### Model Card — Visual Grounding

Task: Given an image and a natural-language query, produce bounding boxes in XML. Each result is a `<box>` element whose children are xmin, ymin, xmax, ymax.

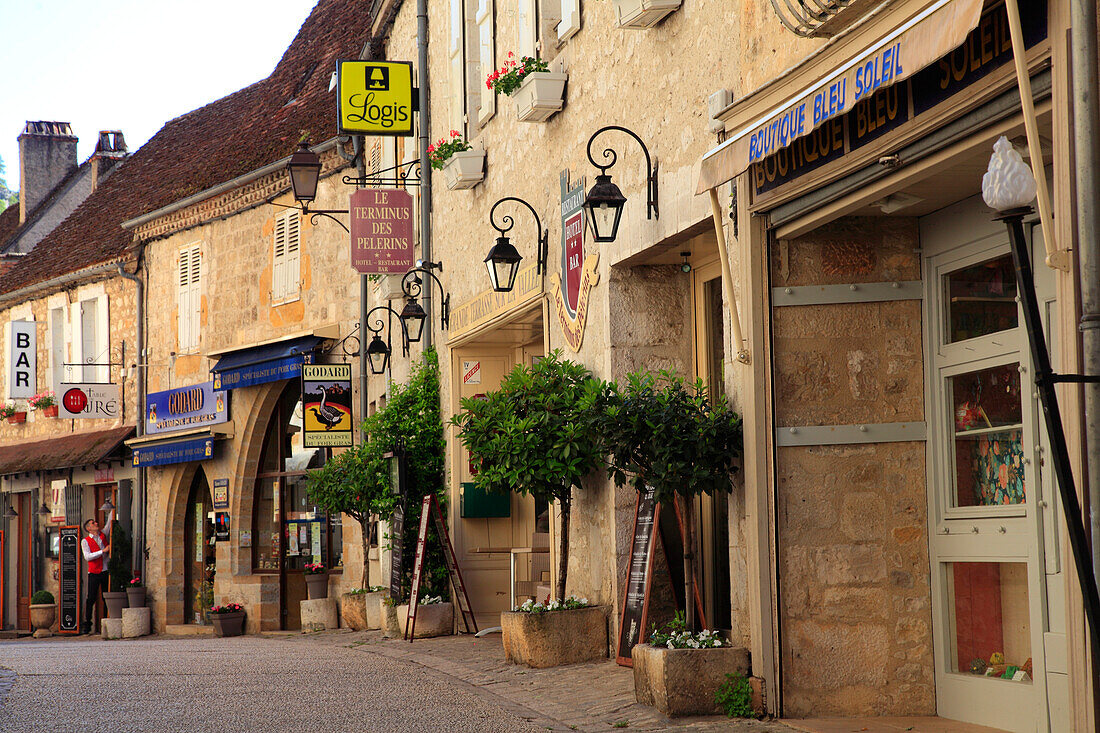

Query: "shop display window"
<box><xmin>948</xmin><ymin>561</ymin><xmax>1032</xmax><ymax>682</ymax></box>
<box><xmin>944</xmin><ymin>254</ymin><xmax>1018</xmax><ymax>343</ymax></box>
<box><xmin>950</xmin><ymin>363</ymin><xmax>1025</xmax><ymax>507</ymax></box>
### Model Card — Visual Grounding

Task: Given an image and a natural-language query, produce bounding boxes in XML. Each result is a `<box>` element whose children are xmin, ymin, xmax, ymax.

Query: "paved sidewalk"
<box><xmin>276</xmin><ymin>628</ymin><xmax>794</xmax><ymax>732</ymax></box>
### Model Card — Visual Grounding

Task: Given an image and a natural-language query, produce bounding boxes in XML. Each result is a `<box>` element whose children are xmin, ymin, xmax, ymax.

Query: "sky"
<box><xmin>0</xmin><ymin>0</ymin><xmax>320</xmax><ymax>193</ymax></box>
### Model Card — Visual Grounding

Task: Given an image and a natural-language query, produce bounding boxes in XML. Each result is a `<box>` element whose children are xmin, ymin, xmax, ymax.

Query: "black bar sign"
<box><xmin>59</xmin><ymin>525</ymin><xmax>81</xmax><ymax>634</ymax></box>
<box><xmin>389</xmin><ymin>500</ymin><xmax>405</xmax><ymax>600</ymax></box>
<box><xmin>616</xmin><ymin>486</ymin><xmax>659</xmax><ymax>666</ymax></box>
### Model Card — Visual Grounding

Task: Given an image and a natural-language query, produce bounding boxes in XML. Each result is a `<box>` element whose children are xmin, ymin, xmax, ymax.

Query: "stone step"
<box><xmin>164</xmin><ymin>624</ymin><xmax>214</xmax><ymax>637</ymax></box>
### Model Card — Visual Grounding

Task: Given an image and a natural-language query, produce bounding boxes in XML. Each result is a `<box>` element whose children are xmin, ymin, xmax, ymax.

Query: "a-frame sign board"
<box><xmin>615</xmin><ymin>488</ymin><xmax>706</xmax><ymax>666</ymax></box>
<box><xmin>404</xmin><ymin>493</ymin><xmax>478</xmax><ymax>641</ymax></box>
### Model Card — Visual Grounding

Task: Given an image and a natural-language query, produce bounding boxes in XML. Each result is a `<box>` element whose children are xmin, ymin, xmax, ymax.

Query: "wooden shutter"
<box><xmin>450</xmin><ymin>0</ymin><xmax>466</xmax><ymax>128</ymax></box>
<box><xmin>273</xmin><ymin>213</ymin><xmax>287</xmax><ymax>303</ymax></box>
<box><xmin>518</xmin><ymin>0</ymin><xmax>537</xmax><ymax>58</ymax></box>
<box><xmin>94</xmin><ymin>294</ymin><xmax>109</xmax><ymax>383</ymax></box>
<box><xmin>284</xmin><ymin>211</ymin><xmax>300</xmax><ymax>301</ymax></box>
<box><xmin>70</xmin><ymin>301</ymin><xmax>83</xmax><ymax>382</ymax></box>
<box><xmin>558</xmin><ymin>0</ymin><xmax>580</xmax><ymax>40</ymax></box>
<box><xmin>178</xmin><ymin>245</ymin><xmax>201</xmax><ymax>351</ymax></box>
<box><xmin>189</xmin><ymin>245</ymin><xmax>201</xmax><ymax>350</ymax></box>
<box><xmin>476</xmin><ymin>0</ymin><xmax>495</xmax><ymax>125</ymax></box>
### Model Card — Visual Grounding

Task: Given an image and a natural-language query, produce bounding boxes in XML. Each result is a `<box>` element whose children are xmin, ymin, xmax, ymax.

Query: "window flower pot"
<box><xmin>305</xmin><ymin>573</ymin><xmax>329</xmax><ymax>600</ymax></box>
<box><xmin>501</xmin><ymin>606</ymin><xmax>608</xmax><ymax>668</ymax></box>
<box><xmin>212</xmin><ymin>610</ymin><xmax>246</xmax><ymax>637</ymax></box>
<box><xmin>41</xmin><ymin>405</ymin><xmax>59</xmax><ymax>418</ymax></box>
<box><xmin>442</xmin><ymin>150</ymin><xmax>485</xmax><ymax>190</ymax></box>
<box><xmin>126</xmin><ymin>587</ymin><xmax>146</xmax><ymax>608</ymax></box>
<box><xmin>514</xmin><ymin>72</ymin><xmax>567</xmax><ymax>123</ymax></box>
<box><xmin>613</xmin><ymin>0</ymin><xmax>682</xmax><ymax>28</ymax></box>
<box><xmin>6</xmin><ymin>412</ymin><xmax>26</xmax><ymax>424</ymax></box>
<box><xmin>632</xmin><ymin>643</ymin><xmax>750</xmax><ymax>716</ymax></box>
<box><xmin>397</xmin><ymin>602</ymin><xmax>454</xmax><ymax>638</ymax></box>
<box><xmin>103</xmin><ymin>591</ymin><xmax>129</xmax><ymax>619</ymax></box>
<box><xmin>30</xmin><ymin>603</ymin><xmax>56</xmax><ymax>639</ymax></box>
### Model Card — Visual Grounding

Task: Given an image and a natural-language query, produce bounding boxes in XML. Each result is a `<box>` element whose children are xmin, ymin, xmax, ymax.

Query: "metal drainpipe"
<box><xmin>1071</xmin><ymin>0</ymin><xmax>1100</xmax><ymax>589</ymax></box>
<box><xmin>417</xmin><ymin>0</ymin><xmax>433</xmax><ymax>350</ymax></box>
<box><xmin>353</xmin><ymin>136</ymin><xmax>370</xmax><ymax>422</ymax></box>
<box><xmin>117</xmin><ymin>262</ymin><xmax>145</xmax><ymax>581</ymax></box>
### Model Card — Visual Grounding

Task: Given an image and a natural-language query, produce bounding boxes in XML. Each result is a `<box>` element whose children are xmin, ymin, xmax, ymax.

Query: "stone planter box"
<box><xmin>103</xmin><ymin>591</ymin><xmax>128</xmax><ymax>619</ymax></box>
<box><xmin>397</xmin><ymin>602</ymin><xmax>454</xmax><ymax>638</ymax></box>
<box><xmin>502</xmin><ymin>606</ymin><xmax>608</xmax><ymax>668</ymax></box>
<box><xmin>212</xmin><ymin>611</ymin><xmax>246</xmax><ymax>637</ymax></box>
<box><xmin>30</xmin><ymin>603</ymin><xmax>56</xmax><ymax>638</ymax></box>
<box><xmin>613</xmin><ymin>0</ymin><xmax>682</xmax><ymax>28</ymax></box>
<box><xmin>442</xmin><ymin>150</ymin><xmax>485</xmax><ymax>190</ymax></box>
<box><xmin>340</xmin><ymin>591</ymin><xmax>385</xmax><ymax>630</ymax></box>
<box><xmin>305</xmin><ymin>573</ymin><xmax>329</xmax><ymax>600</ymax></box>
<box><xmin>301</xmin><ymin>598</ymin><xmax>338</xmax><ymax>632</ymax></box>
<box><xmin>122</xmin><ymin>607</ymin><xmax>151</xmax><ymax>638</ymax></box>
<box><xmin>514</xmin><ymin>72</ymin><xmax>567</xmax><ymax>123</ymax></box>
<box><xmin>381</xmin><ymin>602</ymin><xmax>402</xmax><ymax>638</ymax></box>
<box><xmin>632</xmin><ymin>643</ymin><xmax>750</xmax><ymax>717</ymax></box>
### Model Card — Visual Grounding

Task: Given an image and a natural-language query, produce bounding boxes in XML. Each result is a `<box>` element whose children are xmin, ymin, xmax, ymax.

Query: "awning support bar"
<box><xmin>709</xmin><ymin>189</ymin><xmax>750</xmax><ymax>365</ymax></box>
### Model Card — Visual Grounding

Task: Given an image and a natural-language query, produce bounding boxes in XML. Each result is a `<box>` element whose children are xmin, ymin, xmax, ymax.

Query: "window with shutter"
<box><xmin>273</xmin><ymin>210</ymin><xmax>301</xmax><ymax>305</ymax></box>
<box><xmin>178</xmin><ymin>244</ymin><xmax>202</xmax><ymax>352</ymax></box>
<box><xmin>518</xmin><ymin>0</ymin><xmax>538</xmax><ymax>58</ymax></box>
<box><xmin>557</xmin><ymin>0</ymin><xmax>580</xmax><ymax>40</ymax></box>
<box><xmin>450</xmin><ymin>0</ymin><xmax>466</xmax><ymax>128</ymax></box>
<box><xmin>476</xmin><ymin>0</ymin><xmax>495</xmax><ymax>125</ymax></box>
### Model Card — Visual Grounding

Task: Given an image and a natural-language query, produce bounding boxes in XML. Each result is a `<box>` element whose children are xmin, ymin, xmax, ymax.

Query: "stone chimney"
<box><xmin>90</xmin><ymin>130</ymin><xmax>127</xmax><ymax>192</ymax></box>
<box><xmin>18</xmin><ymin>121</ymin><xmax>78</xmax><ymax>224</ymax></box>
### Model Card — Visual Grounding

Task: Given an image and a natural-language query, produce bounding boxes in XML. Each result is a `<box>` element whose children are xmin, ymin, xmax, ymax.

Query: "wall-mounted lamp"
<box><xmin>485</xmin><ymin>197</ymin><xmax>548</xmax><ymax>293</ymax></box>
<box><xmin>2</xmin><ymin>501</ymin><xmax>16</xmax><ymax>519</ymax></box>
<box><xmin>363</xmin><ymin>304</ymin><xmax>410</xmax><ymax>375</ymax></box>
<box><xmin>401</xmin><ymin>265</ymin><xmax>450</xmax><ymax>342</ymax></box>
<box><xmin>99</xmin><ymin>497</ymin><xmax>115</xmax><ymax>513</ymax></box>
<box><xmin>582</xmin><ymin>125</ymin><xmax>659</xmax><ymax>243</ymax></box>
<box><xmin>679</xmin><ymin>251</ymin><xmax>692</xmax><ymax>273</ymax></box>
<box><xmin>285</xmin><ymin>141</ymin><xmax>350</xmax><ymax>232</ymax></box>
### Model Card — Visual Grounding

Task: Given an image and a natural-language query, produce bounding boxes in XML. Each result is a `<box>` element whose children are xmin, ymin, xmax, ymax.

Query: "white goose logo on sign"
<box><xmin>550</xmin><ymin>171</ymin><xmax>600</xmax><ymax>351</ymax></box>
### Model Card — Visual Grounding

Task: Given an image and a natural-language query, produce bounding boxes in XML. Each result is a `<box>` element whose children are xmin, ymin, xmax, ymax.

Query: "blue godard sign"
<box><xmin>146</xmin><ymin>381</ymin><xmax>228</xmax><ymax>435</ymax></box>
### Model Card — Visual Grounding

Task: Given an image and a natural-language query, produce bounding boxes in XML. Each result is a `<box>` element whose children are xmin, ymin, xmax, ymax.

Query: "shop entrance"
<box><xmin>14</xmin><ymin>492</ymin><xmax>30</xmax><ymax>630</ymax></box>
<box><xmin>921</xmin><ymin>195</ymin><xmax>1065</xmax><ymax>732</ymax></box>
<box><xmin>183</xmin><ymin>471</ymin><xmax>212</xmax><ymax>624</ymax></box>
<box><xmin>450</xmin><ymin>305</ymin><xmax>547</xmax><ymax>626</ymax></box>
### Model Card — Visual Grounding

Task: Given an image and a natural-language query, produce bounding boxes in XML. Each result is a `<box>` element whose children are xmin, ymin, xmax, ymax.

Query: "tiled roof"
<box><xmin>0</xmin><ymin>0</ymin><xmax>370</xmax><ymax>294</ymax></box>
<box><xmin>0</xmin><ymin>425</ymin><xmax>134</xmax><ymax>474</ymax></box>
<box><xmin>0</xmin><ymin>158</ymin><xmax>96</xmax><ymax>256</ymax></box>
<box><xmin>0</xmin><ymin>206</ymin><xmax>18</xmax><ymax>249</ymax></box>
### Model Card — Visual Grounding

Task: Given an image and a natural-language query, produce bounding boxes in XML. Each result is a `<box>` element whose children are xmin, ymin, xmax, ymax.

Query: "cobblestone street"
<box><xmin>0</xmin><ymin>631</ymin><xmax>796</xmax><ymax>733</ymax></box>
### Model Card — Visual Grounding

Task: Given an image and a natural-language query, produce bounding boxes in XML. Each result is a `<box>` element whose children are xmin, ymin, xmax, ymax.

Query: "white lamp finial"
<box><xmin>982</xmin><ymin>135</ymin><xmax>1037</xmax><ymax>212</ymax></box>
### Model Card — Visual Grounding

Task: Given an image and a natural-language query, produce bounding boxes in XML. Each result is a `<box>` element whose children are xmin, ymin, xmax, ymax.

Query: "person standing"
<box><xmin>81</xmin><ymin>509</ymin><xmax>114</xmax><ymax>634</ymax></box>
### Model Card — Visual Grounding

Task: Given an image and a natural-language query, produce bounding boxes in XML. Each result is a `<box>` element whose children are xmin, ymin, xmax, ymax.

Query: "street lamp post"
<box><xmin>484</xmin><ymin>197</ymin><xmax>548</xmax><ymax>293</ymax></box>
<box><xmin>582</xmin><ymin>126</ymin><xmax>659</xmax><ymax>243</ymax></box>
<box><xmin>400</xmin><ymin>263</ymin><xmax>450</xmax><ymax>343</ymax></box>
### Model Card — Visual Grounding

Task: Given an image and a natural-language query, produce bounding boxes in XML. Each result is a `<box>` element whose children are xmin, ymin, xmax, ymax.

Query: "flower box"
<box><xmin>514</xmin><ymin>72</ymin><xmax>568</xmax><ymax>123</ymax></box>
<box><xmin>502</xmin><ymin>605</ymin><xmax>608</xmax><ymax>668</ymax></box>
<box><xmin>103</xmin><ymin>591</ymin><xmax>129</xmax><ymax>619</ymax></box>
<box><xmin>41</xmin><ymin>405</ymin><xmax>59</xmax><ymax>418</ymax></box>
<box><xmin>6</xmin><ymin>411</ymin><xmax>26</xmax><ymax>425</ymax></box>
<box><xmin>632</xmin><ymin>643</ymin><xmax>750</xmax><ymax>716</ymax></box>
<box><xmin>397</xmin><ymin>601</ymin><xmax>454</xmax><ymax>638</ymax></box>
<box><xmin>442</xmin><ymin>150</ymin><xmax>486</xmax><ymax>190</ymax></box>
<box><xmin>305</xmin><ymin>573</ymin><xmax>329</xmax><ymax>600</ymax></box>
<box><xmin>212</xmin><ymin>610</ymin><xmax>246</xmax><ymax>637</ymax></box>
<box><xmin>613</xmin><ymin>0</ymin><xmax>682</xmax><ymax>29</ymax></box>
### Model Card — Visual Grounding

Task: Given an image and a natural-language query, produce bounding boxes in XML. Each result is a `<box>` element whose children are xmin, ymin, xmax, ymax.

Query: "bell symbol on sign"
<box><xmin>367</xmin><ymin>66</ymin><xmax>389</xmax><ymax>90</ymax></box>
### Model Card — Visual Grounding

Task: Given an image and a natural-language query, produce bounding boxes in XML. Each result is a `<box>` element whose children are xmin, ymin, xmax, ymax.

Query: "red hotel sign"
<box><xmin>349</xmin><ymin>188</ymin><xmax>414</xmax><ymax>274</ymax></box>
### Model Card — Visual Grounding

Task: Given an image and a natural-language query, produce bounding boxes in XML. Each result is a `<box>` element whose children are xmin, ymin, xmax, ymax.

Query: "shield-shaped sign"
<box><xmin>560</xmin><ymin>176</ymin><xmax>586</xmax><ymax>318</ymax></box>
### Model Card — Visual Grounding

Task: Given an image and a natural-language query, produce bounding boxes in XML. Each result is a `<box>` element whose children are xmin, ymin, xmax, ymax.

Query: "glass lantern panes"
<box><xmin>950</xmin><ymin>363</ymin><xmax>1025</xmax><ymax>507</ymax></box>
<box><xmin>945</xmin><ymin>254</ymin><xmax>1018</xmax><ymax>343</ymax></box>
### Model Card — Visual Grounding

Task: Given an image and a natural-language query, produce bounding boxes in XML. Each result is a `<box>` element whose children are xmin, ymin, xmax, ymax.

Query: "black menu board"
<box><xmin>58</xmin><ymin>526</ymin><xmax>80</xmax><ymax>634</ymax></box>
<box><xmin>616</xmin><ymin>486</ymin><xmax>659</xmax><ymax>666</ymax></box>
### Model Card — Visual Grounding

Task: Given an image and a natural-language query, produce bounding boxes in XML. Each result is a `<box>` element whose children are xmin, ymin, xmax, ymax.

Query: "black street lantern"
<box><xmin>365</xmin><ymin>334</ymin><xmax>391</xmax><ymax>375</ymax></box>
<box><xmin>484</xmin><ymin>197</ymin><xmax>548</xmax><ymax>293</ymax></box>
<box><xmin>583</xmin><ymin>125</ymin><xmax>659</xmax><ymax>243</ymax></box>
<box><xmin>400</xmin><ymin>298</ymin><xmax>428</xmax><ymax>343</ymax></box>
<box><xmin>484</xmin><ymin>236</ymin><xmax>523</xmax><ymax>292</ymax></box>
<box><xmin>287</xmin><ymin>141</ymin><xmax>322</xmax><ymax>205</ymax></box>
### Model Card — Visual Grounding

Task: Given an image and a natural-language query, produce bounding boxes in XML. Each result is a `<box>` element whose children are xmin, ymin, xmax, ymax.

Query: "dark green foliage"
<box><xmin>452</xmin><ymin>351</ymin><xmax>603</xmax><ymax>600</ymax></box>
<box><xmin>107</xmin><ymin>524</ymin><xmax>132</xmax><ymax>592</ymax></box>
<box><xmin>31</xmin><ymin>590</ymin><xmax>54</xmax><ymax>605</ymax></box>
<box><xmin>588</xmin><ymin>370</ymin><xmax>743</xmax><ymax>505</ymax></box>
<box><xmin>715</xmin><ymin>672</ymin><xmax>756</xmax><ymax>718</ymax></box>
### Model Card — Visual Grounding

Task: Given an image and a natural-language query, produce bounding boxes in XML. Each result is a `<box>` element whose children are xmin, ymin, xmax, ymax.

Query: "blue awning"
<box><xmin>210</xmin><ymin>335</ymin><xmax>323</xmax><ymax>390</ymax></box>
<box><xmin>132</xmin><ymin>436</ymin><xmax>214</xmax><ymax>467</ymax></box>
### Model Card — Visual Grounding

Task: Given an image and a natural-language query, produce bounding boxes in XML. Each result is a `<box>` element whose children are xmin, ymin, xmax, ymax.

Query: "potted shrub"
<box><xmin>487</xmin><ymin>52</ymin><xmax>567</xmax><ymax>123</ymax></box>
<box><xmin>454</xmin><ymin>352</ymin><xmax>607</xmax><ymax>666</ymax></box>
<box><xmin>1</xmin><ymin>403</ymin><xmax>26</xmax><ymax>424</ymax></box>
<box><xmin>126</xmin><ymin>576</ymin><xmax>146</xmax><ymax>608</ymax></box>
<box><xmin>29</xmin><ymin>391</ymin><xmax>58</xmax><ymax>417</ymax></box>
<box><xmin>612</xmin><ymin>0</ymin><xmax>682</xmax><ymax>29</ymax></box>
<box><xmin>210</xmin><ymin>603</ymin><xmax>246</xmax><ymax>637</ymax></box>
<box><xmin>397</xmin><ymin>594</ymin><xmax>454</xmax><ymax>638</ymax></box>
<box><xmin>632</xmin><ymin>612</ymin><xmax>750</xmax><ymax>716</ymax></box>
<box><xmin>104</xmin><ymin>525</ymin><xmax>131</xmax><ymax>618</ymax></box>
<box><xmin>501</xmin><ymin>596</ymin><xmax>608</xmax><ymax>668</ymax></box>
<box><xmin>429</xmin><ymin>130</ymin><xmax>484</xmax><ymax>190</ymax></box>
<box><xmin>304</xmin><ymin>562</ymin><xmax>328</xmax><ymax>600</ymax></box>
<box><xmin>30</xmin><ymin>590</ymin><xmax>56</xmax><ymax>638</ymax></box>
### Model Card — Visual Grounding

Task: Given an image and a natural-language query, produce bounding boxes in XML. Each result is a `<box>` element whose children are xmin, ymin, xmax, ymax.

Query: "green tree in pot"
<box><xmin>453</xmin><ymin>351</ymin><xmax>604</xmax><ymax>602</ymax></box>
<box><xmin>590</xmin><ymin>369</ymin><xmax>743</xmax><ymax>630</ymax></box>
<box><xmin>104</xmin><ymin>525</ymin><xmax>132</xmax><ymax>618</ymax></box>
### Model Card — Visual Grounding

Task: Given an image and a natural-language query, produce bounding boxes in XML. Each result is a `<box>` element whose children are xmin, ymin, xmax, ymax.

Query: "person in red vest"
<box><xmin>80</xmin><ymin>509</ymin><xmax>114</xmax><ymax>634</ymax></box>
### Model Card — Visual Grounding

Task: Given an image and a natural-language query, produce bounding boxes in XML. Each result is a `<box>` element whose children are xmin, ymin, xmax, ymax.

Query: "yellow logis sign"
<box><xmin>338</xmin><ymin>60</ymin><xmax>414</xmax><ymax>136</ymax></box>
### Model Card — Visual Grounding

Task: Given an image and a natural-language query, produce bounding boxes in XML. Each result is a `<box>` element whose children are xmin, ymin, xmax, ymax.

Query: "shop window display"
<box><xmin>950</xmin><ymin>363</ymin><xmax>1025</xmax><ymax>507</ymax></box>
<box><xmin>949</xmin><ymin>561</ymin><xmax>1032</xmax><ymax>683</ymax></box>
